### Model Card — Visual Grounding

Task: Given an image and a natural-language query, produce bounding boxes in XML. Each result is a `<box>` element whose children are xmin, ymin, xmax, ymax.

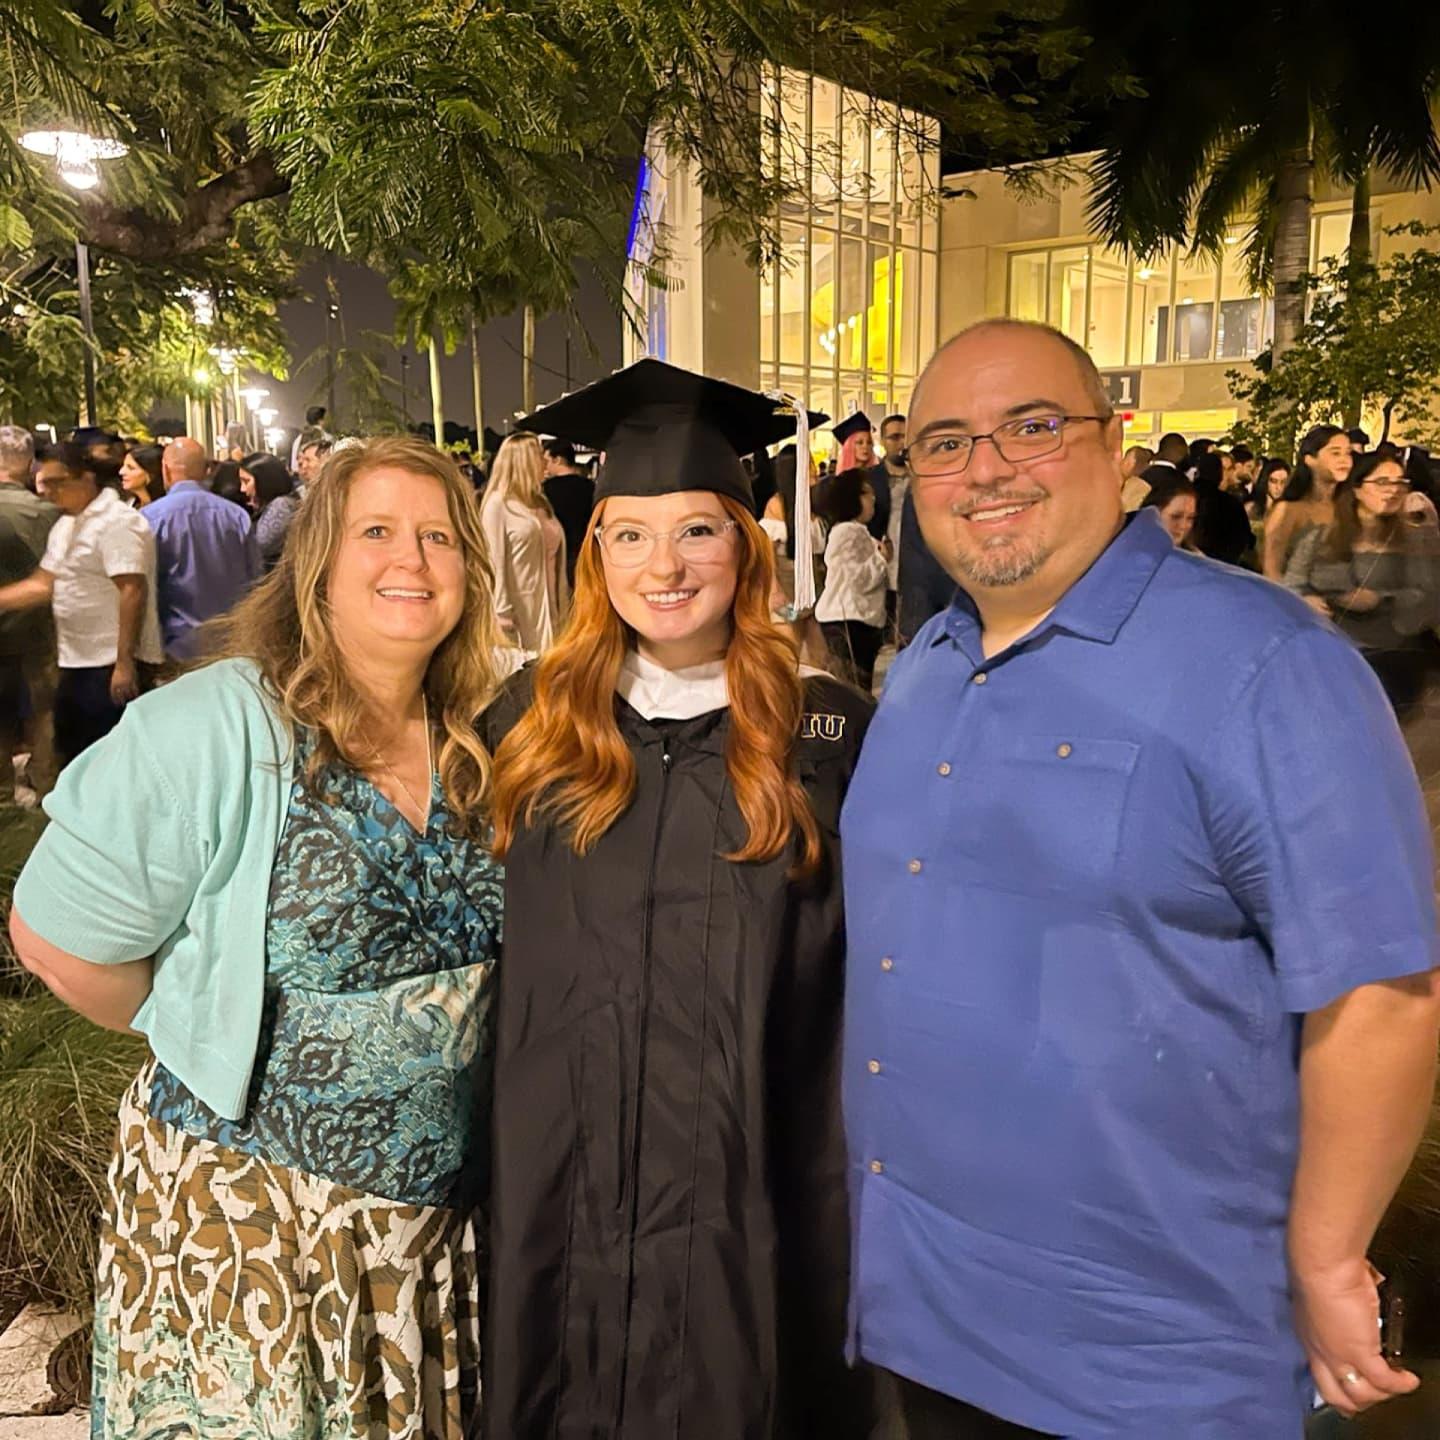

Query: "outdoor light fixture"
<box><xmin>212</xmin><ymin>346</ymin><xmax>238</xmax><ymax>375</ymax></box>
<box><xmin>18</xmin><ymin>129</ymin><xmax>127</xmax><ymax>178</ymax></box>
<box><xmin>257</xmin><ymin>406</ymin><xmax>277</xmax><ymax>426</ymax></box>
<box><xmin>18</xmin><ymin>129</ymin><xmax>129</xmax><ymax>426</ymax></box>
<box><xmin>183</xmin><ymin>288</ymin><xmax>215</xmax><ymax>328</ymax></box>
<box><xmin>239</xmin><ymin>386</ymin><xmax>269</xmax><ymax>410</ymax></box>
<box><xmin>193</xmin><ymin>366</ymin><xmax>211</xmax><ymax>386</ymax></box>
<box><xmin>1138</xmin><ymin>267</ymin><xmax>1154</xmax><ymax>280</ymax></box>
<box><xmin>264</xmin><ymin>426</ymin><xmax>285</xmax><ymax>451</ymax></box>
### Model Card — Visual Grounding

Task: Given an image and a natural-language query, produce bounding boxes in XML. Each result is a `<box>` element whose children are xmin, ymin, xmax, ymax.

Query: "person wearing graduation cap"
<box><xmin>832</xmin><ymin>411</ymin><xmax>890</xmax><ymax>545</ymax></box>
<box><xmin>481</xmin><ymin>359</ymin><xmax>882</xmax><ymax>1440</ymax></box>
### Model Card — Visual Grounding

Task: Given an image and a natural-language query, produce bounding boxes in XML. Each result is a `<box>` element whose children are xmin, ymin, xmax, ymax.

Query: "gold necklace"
<box><xmin>370</xmin><ymin>693</ymin><xmax>433</xmax><ymax>825</ymax></box>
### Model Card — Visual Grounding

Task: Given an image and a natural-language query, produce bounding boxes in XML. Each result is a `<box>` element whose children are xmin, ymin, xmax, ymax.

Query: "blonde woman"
<box><xmin>11</xmin><ymin>436</ymin><xmax>503</xmax><ymax>1439</ymax></box>
<box><xmin>480</xmin><ymin>432</ymin><xmax>569</xmax><ymax>653</ymax></box>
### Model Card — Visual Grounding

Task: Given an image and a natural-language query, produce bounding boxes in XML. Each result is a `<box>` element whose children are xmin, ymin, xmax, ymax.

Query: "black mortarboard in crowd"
<box><xmin>517</xmin><ymin>359</ymin><xmax>828</xmax><ymax>507</ymax></box>
<box><xmin>71</xmin><ymin>425</ymin><xmax>119</xmax><ymax>449</ymax></box>
<box><xmin>829</xmin><ymin>411</ymin><xmax>873</xmax><ymax>445</ymax></box>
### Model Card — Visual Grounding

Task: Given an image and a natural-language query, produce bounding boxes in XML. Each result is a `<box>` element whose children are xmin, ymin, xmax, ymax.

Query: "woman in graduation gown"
<box><xmin>481</xmin><ymin>359</ymin><xmax>880</xmax><ymax>1440</ymax></box>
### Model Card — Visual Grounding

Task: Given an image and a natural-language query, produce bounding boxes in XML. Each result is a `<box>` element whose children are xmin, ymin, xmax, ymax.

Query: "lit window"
<box><xmin>1009</xmin><ymin>253</ymin><xmax>1046</xmax><ymax>323</ymax></box>
<box><xmin>1048</xmin><ymin>247</ymin><xmax>1089</xmax><ymax>347</ymax></box>
<box><xmin>1171</xmin><ymin>248</ymin><xmax>1218</xmax><ymax>361</ymax></box>
<box><xmin>1088</xmin><ymin>247</ymin><xmax>1129</xmax><ymax>368</ymax></box>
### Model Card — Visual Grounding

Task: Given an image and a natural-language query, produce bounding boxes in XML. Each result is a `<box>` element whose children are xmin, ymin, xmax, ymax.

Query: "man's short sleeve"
<box><xmin>13</xmin><ymin>712</ymin><xmax>205</xmax><ymax>964</ymax></box>
<box><xmin>39</xmin><ymin>519</ymin><xmax>67</xmax><ymax>574</ymax></box>
<box><xmin>1203</xmin><ymin>625</ymin><xmax>1437</xmax><ymax>1013</ymax></box>
<box><xmin>97</xmin><ymin>514</ymin><xmax>150</xmax><ymax>579</ymax></box>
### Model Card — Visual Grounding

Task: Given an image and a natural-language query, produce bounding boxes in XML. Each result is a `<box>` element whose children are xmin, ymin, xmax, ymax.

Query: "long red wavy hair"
<box><xmin>488</xmin><ymin>494</ymin><xmax>822</xmax><ymax>872</ymax></box>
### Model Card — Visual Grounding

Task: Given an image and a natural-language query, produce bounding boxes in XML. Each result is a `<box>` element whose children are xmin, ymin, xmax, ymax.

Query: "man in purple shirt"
<box><xmin>144</xmin><ymin>438</ymin><xmax>259</xmax><ymax>659</ymax></box>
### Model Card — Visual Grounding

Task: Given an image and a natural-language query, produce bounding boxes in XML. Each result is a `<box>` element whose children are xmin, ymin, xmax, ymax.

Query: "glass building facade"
<box><xmin>758</xmin><ymin>70</ymin><xmax>941</xmax><ymax>436</ymax></box>
<box><xmin>992</xmin><ymin>210</ymin><xmax>1369</xmax><ymax>446</ymax></box>
<box><xmin>625</xmin><ymin>67</ymin><xmax>940</xmax><ymax>453</ymax></box>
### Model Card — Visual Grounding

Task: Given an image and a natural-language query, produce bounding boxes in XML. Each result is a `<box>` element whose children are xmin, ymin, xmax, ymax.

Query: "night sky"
<box><xmin>262</xmin><ymin>257</ymin><xmax>624</xmax><ymax>444</ymax></box>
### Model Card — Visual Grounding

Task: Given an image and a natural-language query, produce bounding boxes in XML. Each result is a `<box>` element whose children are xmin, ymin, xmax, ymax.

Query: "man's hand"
<box><xmin>1294</xmin><ymin>1259</ymin><xmax>1418</xmax><ymax>1417</ymax></box>
<box><xmin>1302</xmin><ymin>594</ymin><xmax>1333</xmax><ymax>617</ymax></box>
<box><xmin>109</xmin><ymin>660</ymin><xmax>139</xmax><ymax>706</ymax></box>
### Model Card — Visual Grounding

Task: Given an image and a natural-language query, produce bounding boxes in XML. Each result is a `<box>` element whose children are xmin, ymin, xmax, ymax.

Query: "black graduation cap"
<box><xmin>517</xmin><ymin>359</ymin><xmax>828</xmax><ymax>507</ymax></box>
<box><xmin>830</xmin><ymin>411</ymin><xmax>873</xmax><ymax>444</ymax></box>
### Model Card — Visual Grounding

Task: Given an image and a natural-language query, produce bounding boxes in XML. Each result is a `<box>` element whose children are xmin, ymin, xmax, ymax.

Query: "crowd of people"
<box><xmin>1</xmin><ymin>324</ymin><xmax>1439</xmax><ymax>1440</ymax></box>
<box><xmin>0</xmin><ymin>415</ymin><xmax>334</xmax><ymax>798</ymax></box>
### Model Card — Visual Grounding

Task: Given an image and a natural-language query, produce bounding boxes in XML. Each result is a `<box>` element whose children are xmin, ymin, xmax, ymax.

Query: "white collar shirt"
<box><xmin>41</xmin><ymin>486</ymin><xmax>164</xmax><ymax>668</ymax></box>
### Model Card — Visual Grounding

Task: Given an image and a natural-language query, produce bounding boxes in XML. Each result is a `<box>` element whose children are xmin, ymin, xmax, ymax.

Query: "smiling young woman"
<box><xmin>481</xmin><ymin>360</ymin><xmax>881</xmax><ymax>1440</ymax></box>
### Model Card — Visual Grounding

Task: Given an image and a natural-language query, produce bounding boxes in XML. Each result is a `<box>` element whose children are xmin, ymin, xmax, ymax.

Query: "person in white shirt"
<box><xmin>815</xmin><ymin>467</ymin><xmax>889</xmax><ymax>690</ymax></box>
<box><xmin>0</xmin><ymin>442</ymin><xmax>162</xmax><ymax>764</ymax></box>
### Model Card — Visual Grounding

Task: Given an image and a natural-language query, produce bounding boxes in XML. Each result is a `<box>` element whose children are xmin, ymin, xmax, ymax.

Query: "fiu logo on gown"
<box><xmin>800</xmin><ymin>712</ymin><xmax>846</xmax><ymax>742</ymax></box>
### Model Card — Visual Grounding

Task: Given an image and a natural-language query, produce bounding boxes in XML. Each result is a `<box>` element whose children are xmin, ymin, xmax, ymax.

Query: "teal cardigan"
<box><xmin>14</xmin><ymin>658</ymin><xmax>294</xmax><ymax>1119</ymax></box>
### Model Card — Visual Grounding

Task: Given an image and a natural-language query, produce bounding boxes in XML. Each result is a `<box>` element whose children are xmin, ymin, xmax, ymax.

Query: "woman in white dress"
<box><xmin>480</xmin><ymin>433</ymin><xmax>570</xmax><ymax>653</ymax></box>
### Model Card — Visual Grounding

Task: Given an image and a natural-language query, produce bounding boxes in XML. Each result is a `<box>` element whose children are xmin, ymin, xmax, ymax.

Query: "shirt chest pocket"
<box><xmin>959</xmin><ymin>733</ymin><xmax>1141</xmax><ymax>895</ymax></box>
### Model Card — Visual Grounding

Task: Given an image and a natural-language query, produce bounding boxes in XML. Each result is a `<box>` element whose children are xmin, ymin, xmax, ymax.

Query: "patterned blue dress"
<box><xmin>92</xmin><ymin>731</ymin><xmax>502</xmax><ymax>1440</ymax></box>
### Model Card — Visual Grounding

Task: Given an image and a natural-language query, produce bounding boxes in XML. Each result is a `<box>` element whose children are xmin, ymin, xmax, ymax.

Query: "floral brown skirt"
<box><xmin>90</xmin><ymin>1065</ymin><xmax>483</xmax><ymax>1440</ymax></box>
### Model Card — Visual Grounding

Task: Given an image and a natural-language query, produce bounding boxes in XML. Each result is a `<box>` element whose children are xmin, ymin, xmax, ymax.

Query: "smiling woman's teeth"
<box><xmin>377</xmin><ymin>587</ymin><xmax>433</xmax><ymax>598</ymax></box>
<box><xmin>643</xmin><ymin>590</ymin><xmax>696</xmax><ymax>605</ymax></box>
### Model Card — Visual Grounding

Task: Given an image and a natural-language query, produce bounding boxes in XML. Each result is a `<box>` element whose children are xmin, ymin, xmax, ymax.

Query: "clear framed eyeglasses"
<box><xmin>594</xmin><ymin>517</ymin><xmax>741</xmax><ymax>568</ymax></box>
<box><xmin>904</xmin><ymin>414</ymin><xmax>1110</xmax><ymax>478</ymax></box>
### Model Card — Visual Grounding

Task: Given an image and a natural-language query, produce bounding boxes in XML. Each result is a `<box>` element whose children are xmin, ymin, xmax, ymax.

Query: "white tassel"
<box><xmin>767</xmin><ymin>392</ymin><xmax>814</xmax><ymax>620</ymax></box>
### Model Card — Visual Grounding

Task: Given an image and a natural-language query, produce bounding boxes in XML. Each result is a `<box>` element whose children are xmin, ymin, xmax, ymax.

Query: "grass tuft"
<box><xmin>0</xmin><ymin>806</ymin><xmax>146</xmax><ymax>1317</ymax></box>
<box><xmin>0</xmin><ymin>995</ymin><xmax>146</xmax><ymax>1313</ymax></box>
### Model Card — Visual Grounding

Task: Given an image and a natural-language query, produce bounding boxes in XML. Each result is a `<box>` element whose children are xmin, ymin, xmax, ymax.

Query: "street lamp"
<box><xmin>240</xmin><ymin>385</ymin><xmax>269</xmax><ymax>451</ymax></box>
<box><xmin>19</xmin><ymin>130</ymin><xmax>129</xmax><ymax>427</ymax></box>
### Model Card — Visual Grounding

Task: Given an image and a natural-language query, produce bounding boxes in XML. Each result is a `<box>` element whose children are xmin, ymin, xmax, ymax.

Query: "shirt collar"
<box><xmin>165</xmin><ymin>480</ymin><xmax>202</xmax><ymax>495</ymax></box>
<box><xmin>76</xmin><ymin>485</ymin><xmax>125</xmax><ymax>520</ymax></box>
<box><xmin>938</xmin><ymin>509</ymin><xmax>1173</xmax><ymax>654</ymax></box>
<box><xmin>616</xmin><ymin>648</ymin><xmax>730</xmax><ymax>721</ymax></box>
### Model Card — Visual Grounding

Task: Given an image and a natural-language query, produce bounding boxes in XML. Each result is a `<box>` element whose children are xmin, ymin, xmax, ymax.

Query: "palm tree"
<box><xmin>1079</xmin><ymin>0</ymin><xmax>1440</xmax><ymax>361</ymax></box>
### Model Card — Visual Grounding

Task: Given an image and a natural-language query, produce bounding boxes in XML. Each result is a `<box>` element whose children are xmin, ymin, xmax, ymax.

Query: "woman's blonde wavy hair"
<box><xmin>488</xmin><ymin>494</ymin><xmax>822</xmax><ymax>873</ymax></box>
<box><xmin>486</xmin><ymin>432</ymin><xmax>551</xmax><ymax>513</ymax></box>
<box><xmin>208</xmin><ymin>435</ymin><xmax>502</xmax><ymax>836</ymax></box>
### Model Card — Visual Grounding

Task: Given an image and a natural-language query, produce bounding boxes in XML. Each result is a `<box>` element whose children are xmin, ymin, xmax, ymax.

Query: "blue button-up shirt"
<box><xmin>841</xmin><ymin>511</ymin><xmax>1436</xmax><ymax>1439</ymax></box>
<box><xmin>143</xmin><ymin>482</ymin><xmax>260</xmax><ymax>659</ymax></box>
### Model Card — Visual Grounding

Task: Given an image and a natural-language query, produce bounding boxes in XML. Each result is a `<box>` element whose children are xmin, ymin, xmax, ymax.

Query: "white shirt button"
<box><xmin>870</xmin><ymin>1159</ymin><xmax>884</xmax><ymax>1175</ymax></box>
<box><xmin>907</xmin><ymin>859</ymin><xmax>922</xmax><ymax>874</ymax></box>
<box><xmin>1057</xmin><ymin>742</ymin><xmax>1073</xmax><ymax>759</ymax></box>
<box><xmin>880</xmin><ymin>956</ymin><xmax>894</xmax><ymax>972</ymax></box>
<box><xmin>868</xmin><ymin>1059</ymin><xmax>882</xmax><ymax>1074</ymax></box>
<box><xmin>972</xmin><ymin>672</ymin><xmax>988</xmax><ymax>686</ymax></box>
<box><xmin>937</xmin><ymin>761</ymin><xmax>952</xmax><ymax>776</ymax></box>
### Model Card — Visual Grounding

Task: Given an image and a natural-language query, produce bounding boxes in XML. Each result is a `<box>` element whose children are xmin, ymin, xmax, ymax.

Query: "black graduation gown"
<box><xmin>481</xmin><ymin>673</ymin><xmax>878</xmax><ymax>1440</ymax></box>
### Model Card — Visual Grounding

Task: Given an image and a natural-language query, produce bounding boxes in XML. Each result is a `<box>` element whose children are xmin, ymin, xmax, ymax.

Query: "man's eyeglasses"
<box><xmin>903</xmin><ymin>414</ymin><xmax>1110</xmax><ymax>478</ymax></box>
<box><xmin>594</xmin><ymin>518</ymin><xmax>740</xmax><ymax>568</ymax></box>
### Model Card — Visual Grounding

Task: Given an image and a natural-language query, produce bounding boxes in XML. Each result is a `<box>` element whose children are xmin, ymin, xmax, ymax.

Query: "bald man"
<box><xmin>144</xmin><ymin>438</ymin><xmax>260</xmax><ymax>659</ymax></box>
<box><xmin>841</xmin><ymin>318</ymin><xmax>1438</xmax><ymax>1437</ymax></box>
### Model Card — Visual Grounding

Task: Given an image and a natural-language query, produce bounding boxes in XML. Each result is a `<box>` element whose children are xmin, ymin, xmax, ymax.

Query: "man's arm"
<box><xmin>110</xmin><ymin>572</ymin><xmax>146</xmax><ymax>703</ymax></box>
<box><xmin>0</xmin><ymin>568</ymin><xmax>54</xmax><ymax>611</ymax></box>
<box><xmin>1289</xmin><ymin>974</ymin><xmax>1440</xmax><ymax>1417</ymax></box>
<box><xmin>1202</xmin><ymin>626</ymin><xmax>1439</xmax><ymax>1419</ymax></box>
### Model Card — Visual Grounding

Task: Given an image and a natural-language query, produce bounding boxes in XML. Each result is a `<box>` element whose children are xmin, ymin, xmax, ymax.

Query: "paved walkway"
<box><xmin>0</xmin><ymin>1413</ymin><xmax>86</xmax><ymax>1438</ymax></box>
